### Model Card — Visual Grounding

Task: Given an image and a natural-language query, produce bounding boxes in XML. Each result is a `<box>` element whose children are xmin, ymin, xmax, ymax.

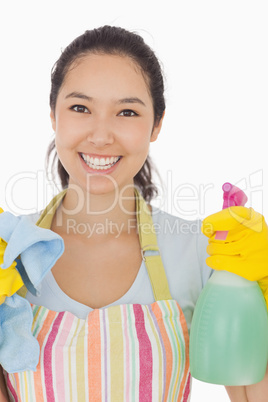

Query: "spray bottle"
<box><xmin>189</xmin><ymin>183</ymin><xmax>268</xmax><ymax>385</ymax></box>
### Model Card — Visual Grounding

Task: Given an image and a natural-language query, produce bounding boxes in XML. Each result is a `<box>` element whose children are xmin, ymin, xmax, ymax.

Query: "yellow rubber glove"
<box><xmin>0</xmin><ymin>207</ymin><xmax>24</xmax><ymax>305</ymax></box>
<box><xmin>201</xmin><ymin>206</ymin><xmax>268</xmax><ymax>307</ymax></box>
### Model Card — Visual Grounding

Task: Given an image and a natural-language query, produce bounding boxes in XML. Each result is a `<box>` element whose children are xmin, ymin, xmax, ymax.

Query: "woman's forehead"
<box><xmin>59</xmin><ymin>53</ymin><xmax>152</xmax><ymax>101</ymax></box>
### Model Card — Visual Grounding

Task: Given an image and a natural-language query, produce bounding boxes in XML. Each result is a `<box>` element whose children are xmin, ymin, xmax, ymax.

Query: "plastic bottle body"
<box><xmin>190</xmin><ymin>270</ymin><xmax>268</xmax><ymax>385</ymax></box>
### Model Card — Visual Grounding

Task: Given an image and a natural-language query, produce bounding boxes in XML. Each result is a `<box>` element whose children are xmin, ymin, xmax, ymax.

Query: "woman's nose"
<box><xmin>86</xmin><ymin>118</ymin><xmax>114</xmax><ymax>147</ymax></box>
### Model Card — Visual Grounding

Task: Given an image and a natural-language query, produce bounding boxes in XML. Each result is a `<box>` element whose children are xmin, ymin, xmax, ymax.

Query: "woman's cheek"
<box><xmin>56</xmin><ymin>120</ymin><xmax>85</xmax><ymax>147</ymax></box>
<box><xmin>120</xmin><ymin>122</ymin><xmax>152</xmax><ymax>151</ymax></box>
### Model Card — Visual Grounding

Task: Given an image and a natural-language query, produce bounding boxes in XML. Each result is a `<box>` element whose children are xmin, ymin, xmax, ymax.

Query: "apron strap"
<box><xmin>36</xmin><ymin>189</ymin><xmax>67</xmax><ymax>229</ymax></box>
<box><xmin>25</xmin><ymin>188</ymin><xmax>172</xmax><ymax>301</ymax></box>
<box><xmin>135</xmin><ymin>189</ymin><xmax>172</xmax><ymax>300</ymax></box>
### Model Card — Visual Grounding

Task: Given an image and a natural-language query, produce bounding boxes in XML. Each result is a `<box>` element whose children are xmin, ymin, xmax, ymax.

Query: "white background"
<box><xmin>1</xmin><ymin>1</ymin><xmax>267</xmax><ymax>400</ymax></box>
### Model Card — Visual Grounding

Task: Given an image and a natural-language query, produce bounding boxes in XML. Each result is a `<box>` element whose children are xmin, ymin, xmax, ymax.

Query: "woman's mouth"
<box><xmin>79</xmin><ymin>153</ymin><xmax>122</xmax><ymax>171</ymax></box>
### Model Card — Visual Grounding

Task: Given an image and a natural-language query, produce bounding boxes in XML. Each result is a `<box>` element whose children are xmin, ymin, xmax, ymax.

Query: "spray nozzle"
<box><xmin>215</xmin><ymin>183</ymin><xmax>248</xmax><ymax>240</ymax></box>
<box><xmin>222</xmin><ymin>182</ymin><xmax>248</xmax><ymax>209</ymax></box>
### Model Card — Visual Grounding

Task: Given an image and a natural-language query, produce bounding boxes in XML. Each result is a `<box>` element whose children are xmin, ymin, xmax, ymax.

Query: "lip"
<box><xmin>79</xmin><ymin>153</ymin><xmax>122</xmax><ymax>174</ymax></box>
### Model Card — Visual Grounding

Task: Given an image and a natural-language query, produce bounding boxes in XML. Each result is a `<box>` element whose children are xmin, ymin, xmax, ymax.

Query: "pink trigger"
<box><xmin>215</xmin><ymin>182</ymin><xmax>248</xmax><ymax>241</ymax></box>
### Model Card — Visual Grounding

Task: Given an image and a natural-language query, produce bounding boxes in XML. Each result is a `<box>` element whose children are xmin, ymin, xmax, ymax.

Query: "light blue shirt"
<box><xmin>26</xmin><ymin>206</ymin><xmax>212</xmax><ymax>331</ymax></box>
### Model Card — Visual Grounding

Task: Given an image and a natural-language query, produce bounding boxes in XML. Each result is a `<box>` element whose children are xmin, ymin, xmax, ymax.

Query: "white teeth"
<box><xmin>81</xmin><ymin>154</ymin><xmax>120</xmax><ymax>170</ymax></box>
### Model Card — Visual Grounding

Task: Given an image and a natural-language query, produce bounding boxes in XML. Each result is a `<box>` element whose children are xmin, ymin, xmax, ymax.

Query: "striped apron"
<box><xmin>5</xmin><ymin>190</ymin><xmax>191</xmax><ymax>401</ymax></box>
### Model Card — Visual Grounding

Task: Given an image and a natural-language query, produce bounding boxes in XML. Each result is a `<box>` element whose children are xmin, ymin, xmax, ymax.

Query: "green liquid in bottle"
<box><xmin>190</xmin><ymin>271</ymin><xmax>268</xmax><ymax>385</ymax></box>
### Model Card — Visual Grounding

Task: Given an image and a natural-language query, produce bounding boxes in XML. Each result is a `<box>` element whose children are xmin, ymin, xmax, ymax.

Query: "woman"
<box><xmin>0</xmin><ymin>25</ymin><xmax>268</xmax><ymax>401</ymax></box>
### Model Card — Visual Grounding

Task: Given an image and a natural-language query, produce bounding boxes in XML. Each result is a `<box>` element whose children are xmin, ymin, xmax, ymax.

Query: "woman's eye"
<box><xmin>71</xmin><ymin>105</ymin><xmax>90</xmax><ymax>113</ymax></box>
<box><xmin>118</xmin><ymin>109</ymin><xmax>138</xmax><ymax>117</ymax></box>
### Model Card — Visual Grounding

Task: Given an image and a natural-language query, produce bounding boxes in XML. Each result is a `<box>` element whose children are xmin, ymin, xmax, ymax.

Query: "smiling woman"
<box><xmin>1</xmin><ymin>25</ymin><xmax>268</xmax><ymax>402</ymax></box>
<box><xmin>48</xmin><ymin>25</ymin><xmax>165</xmax><ymax>202</ymax></box>
<box><xmin>50</xmin><ymin>53</ymin><xmax>162</xmax><ymax>197</ymax></box>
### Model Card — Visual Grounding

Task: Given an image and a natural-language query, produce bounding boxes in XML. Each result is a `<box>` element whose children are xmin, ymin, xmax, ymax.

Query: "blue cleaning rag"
<box><xmin>0</xmin><ymin>211</ymin><xmax>64</xmax><ymax>373</ymax></box>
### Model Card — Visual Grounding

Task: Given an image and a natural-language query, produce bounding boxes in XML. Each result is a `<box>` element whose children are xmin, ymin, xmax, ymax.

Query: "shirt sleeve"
<box><xmin>196</xmin><ymin>227</ymin><xmax>213</xmax><ymax>288</ymax></box>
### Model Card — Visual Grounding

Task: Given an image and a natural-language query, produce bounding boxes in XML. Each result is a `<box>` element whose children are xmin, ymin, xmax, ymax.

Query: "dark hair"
<box><xmin>47</xmin><ymin>25</ymin><xmax>165</xmax><ymax>202</ymax></box>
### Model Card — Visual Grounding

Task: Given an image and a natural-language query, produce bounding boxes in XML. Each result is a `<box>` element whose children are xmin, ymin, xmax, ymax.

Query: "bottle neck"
<box><xmin>209</xmin><ymin>271</ymin><xmax>257</xmax><ymax>287</ymax></box>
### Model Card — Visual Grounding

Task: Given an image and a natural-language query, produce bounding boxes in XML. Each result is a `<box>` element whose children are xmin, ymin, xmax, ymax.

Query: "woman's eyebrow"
<box><xmin>65</xmin><ymin>92</ymin><xmax>146</xmax><ymax>107</ymax></box>
<box><xmin>65</xmin><ymin>92</ymin><xmax>92</xmax><ymax>101</ymax></box>
<box><xmin>117</xmin><ymin>97</ymin><xmax>146</xmax><ymax>107</ymax></box>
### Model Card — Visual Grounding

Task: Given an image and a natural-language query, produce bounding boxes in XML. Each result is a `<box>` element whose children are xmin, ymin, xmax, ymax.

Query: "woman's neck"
<box><xmin>53</xmin><ymin>184</ymin><xmax>137</xmax><ymax>238</ymax></box>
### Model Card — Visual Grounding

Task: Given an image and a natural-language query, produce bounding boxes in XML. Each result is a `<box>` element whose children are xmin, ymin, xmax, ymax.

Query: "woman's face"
<box><xmin>51</xmin><ymin>53</ymin><xmax>163</xmax><ymax>196</ymax></box>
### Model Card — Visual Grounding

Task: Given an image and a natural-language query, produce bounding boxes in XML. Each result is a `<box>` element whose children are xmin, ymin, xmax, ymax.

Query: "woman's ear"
<box><xmin>150</xmin><ymin>111</ymin><xmax>165</xmax><ymax>143</ymax></box>
<box><xmin>50</xmin><ymin>110</ymin><xmax>56</xmax><ymax>132</ymax></box>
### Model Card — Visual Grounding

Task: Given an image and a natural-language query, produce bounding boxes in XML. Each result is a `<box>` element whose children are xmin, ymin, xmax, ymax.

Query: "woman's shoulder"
<box><xmin>151</xmin><ymin>205</ymin><xmax>203</xmax><ymax>240</ymax></box>
<box><xmin>151</xmin><ymin>205</ymin><xmax>210</xmax><ymax>274</ymax></box>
